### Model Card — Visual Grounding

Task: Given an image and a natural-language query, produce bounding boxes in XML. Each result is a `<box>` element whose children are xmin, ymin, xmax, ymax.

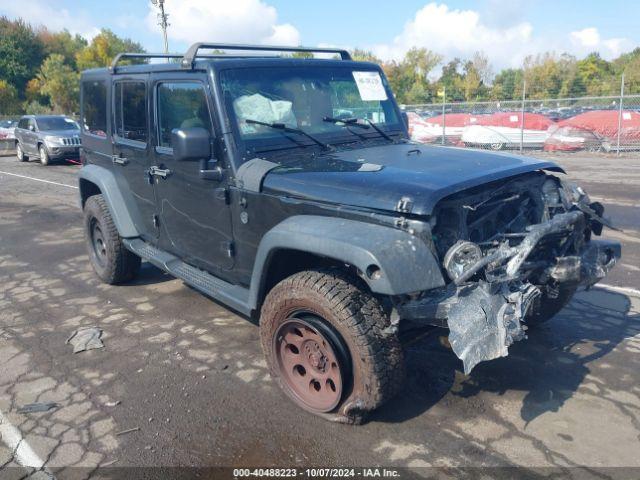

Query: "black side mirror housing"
<box><xmin>171</xmin><ymin>127</ymin><xmax>211</xmax><ymax>161</ymax></box>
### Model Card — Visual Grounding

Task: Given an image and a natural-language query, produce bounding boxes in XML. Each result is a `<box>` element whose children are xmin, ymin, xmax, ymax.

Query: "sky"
<box><xmin>1</xmin><ymin>0</ymin><xmax>638</xmax><ymax>71</ymax></box>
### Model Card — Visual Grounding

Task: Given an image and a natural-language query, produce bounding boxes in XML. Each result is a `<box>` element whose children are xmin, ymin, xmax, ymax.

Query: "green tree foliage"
<box><xmin>38</xmin><ymin>28</ymin><xmax>87</xmax><ymax>69</ymax></box>
<box><xmin>0</xmin><ymin>16</ymin><xmax>44</xmax><ymax>96</ymax></box>
<box><xmin>37</xmin><ymin>54</ymin><xmax>80</xmax><ymax>113</ymax></box>
<box><xmin>76</xmin><ymin>29</ymin><xmax>145</xmax><ymax>70</ymax></box>
<box><xmin>0</xmin><ymin>79</ymin><xmax>21</xmax><ymax>114</ymax></box>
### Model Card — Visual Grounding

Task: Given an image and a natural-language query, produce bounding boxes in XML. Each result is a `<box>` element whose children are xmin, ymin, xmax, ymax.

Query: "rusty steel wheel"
<box><xmin>273</xmin><ymin>315</ymin><xmax>348</xmax><ymax>413</ymax></box>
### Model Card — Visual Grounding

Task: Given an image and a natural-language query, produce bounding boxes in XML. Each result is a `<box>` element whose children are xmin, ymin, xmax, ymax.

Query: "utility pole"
<box><xmin>151</xmin><ymin>0</ymin><xmax>169</xmax><ymax>54</ymax></box>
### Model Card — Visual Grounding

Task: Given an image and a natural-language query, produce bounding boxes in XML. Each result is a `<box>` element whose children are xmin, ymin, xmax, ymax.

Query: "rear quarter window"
<box><xmin>82</xmin><ymin>80</ymin><xmax>108</xmax><ymax>137</ymax></box>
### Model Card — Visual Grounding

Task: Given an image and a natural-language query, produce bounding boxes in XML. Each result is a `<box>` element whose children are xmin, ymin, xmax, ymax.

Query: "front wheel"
<box><xmin>16</xmin><ymin>143</ymin><xmax>28</xmax><ymax>161</ymax></box>
<box><xmin>526</xmin><ymin>284</ymin><xmax>578</xmax><ymax>327</ymax></box>
<box><xmin>83</xmin><ymin>194</ymin><xmax>141</xmax><ymax>284</ymax></box>
<box><xmin>39</xmin><ymin>145</ymin><xmax>50</xmax><ymax>166</ymax></box>
<box><xmin>260</xmin><ymin>269</ymin><xmax>405</xmax><ymax>424</ymax></box>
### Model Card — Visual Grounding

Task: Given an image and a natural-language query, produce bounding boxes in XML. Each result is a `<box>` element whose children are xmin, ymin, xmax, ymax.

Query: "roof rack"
<box><xmin>109</xmin><ymin>53</ymin><xmax>182</xmax><ymax>73</ymax></box>
<box><xmin>180</xmin><ymin>42</ymin><xmax>352</xmax><ymax>69</ymax></box>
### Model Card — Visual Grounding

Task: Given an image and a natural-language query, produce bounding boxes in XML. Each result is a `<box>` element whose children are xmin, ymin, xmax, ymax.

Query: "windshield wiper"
<box><xmin>245</xmin><ymin>119</ymin><xmax>332</xmax><ymax>150</ymax></box>
<box><xmin>323</xmin><ymin>117</ymin><xmax>395</xmax><ymax>143</ymax></box>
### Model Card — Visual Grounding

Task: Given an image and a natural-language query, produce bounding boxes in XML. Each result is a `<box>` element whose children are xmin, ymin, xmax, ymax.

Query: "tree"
<box><xmin>575</xmin><ymin>52</ymin><xmax>616</xmax><ymax>96</ymax></box>
<box><xmin>0</xmin><ymin>80</ymin><xmax>21</xmax><ymax>114</ymax></box>
<box><xmin>38</xmin><ymin>28</ymin><xmax>87</xmax><ymax>69</ymax></box>
<box><xmin>37</xmin><ymin>54</ymin><xmax>80</xmax><ymax>113</ymax></box>
<box><xmin>350</xmin><ymin>49</ymin><xmax>381</xmax><ymax>63</ymax></box>
<box><xmin>0</xmin><ymin>16</ymin><xmax>44</xmax><ymax>96</ymax></box>
<box><xmin>385</xmin><ymin>48</ymin><xmax>442</xmax><ymax>104</ymax></box>
<box><xmin>492</xmin><ymin>68</ymin><xmax>523</xmax><ymax>100</ymax></box>
<box><xmin>76</xmin><ymin>29</ymin><xmax>145</xmax><ymax>70</ymax></box>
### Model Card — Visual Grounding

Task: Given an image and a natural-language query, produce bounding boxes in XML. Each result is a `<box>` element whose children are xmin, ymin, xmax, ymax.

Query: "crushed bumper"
<box><xmin>396</xmin><ymin>213</ymin><xmax>621</xmax><ymax>374</ymax></box>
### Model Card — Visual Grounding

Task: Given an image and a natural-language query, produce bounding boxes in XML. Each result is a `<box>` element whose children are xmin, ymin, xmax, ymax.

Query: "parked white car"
<box><xmin>462</xmin><ymin>112</ymin><xmax>554</xmax><ymax>150</ymax></box>
<box><xmin>0</xmin><ymin>119</ymin><xmax>18</xmax><ymax>140</ymax></box>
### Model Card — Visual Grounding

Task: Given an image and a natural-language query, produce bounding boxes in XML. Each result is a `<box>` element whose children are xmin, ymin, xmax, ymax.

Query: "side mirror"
<box><xmin>171</xmin><ymin>127</ymin><xmax>211</xmax><ymax>161</ymax></box>
<box><xmin>28</xmin><ymin>124</ymin><xmax>36</xmax><ymax>132</ymax></box>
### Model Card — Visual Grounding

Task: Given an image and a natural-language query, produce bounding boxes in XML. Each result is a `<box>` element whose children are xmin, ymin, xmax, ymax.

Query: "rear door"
<box><xmin>111</xmin><ymin>75</ymin><xmax>157</xmax><ymax>241</ymax></box>
<box><xmin>149</xmin><ymin>75</ymin><xmax>234</xmax><ymax>273</ymax></box>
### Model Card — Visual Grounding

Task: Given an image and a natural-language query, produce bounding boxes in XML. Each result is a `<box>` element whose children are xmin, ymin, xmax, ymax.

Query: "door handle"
<box><xmin>112</xmin><ymin>155</ymin><xmax>129</xmax><ymax>166</ymax></box>
<box><xmin>149</xmin><ymin>166</ymin><xmax>172</xmax><ymax>178</ymax></box>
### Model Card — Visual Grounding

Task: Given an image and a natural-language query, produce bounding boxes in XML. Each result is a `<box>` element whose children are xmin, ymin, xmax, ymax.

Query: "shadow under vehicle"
<box><xmin>77</xmin><ymin>43</ymin><xmax>621</xmax><ymax>424</ymax></box>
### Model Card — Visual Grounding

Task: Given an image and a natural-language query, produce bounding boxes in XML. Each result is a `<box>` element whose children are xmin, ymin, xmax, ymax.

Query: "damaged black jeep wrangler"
<box><xmin>78</xmin><ymin>43</ymin><xmax>620</xmax><ymax>424</ymax></box>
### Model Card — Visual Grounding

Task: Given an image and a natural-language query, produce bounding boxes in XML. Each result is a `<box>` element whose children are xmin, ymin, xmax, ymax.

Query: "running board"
<box><xmin>123</xmin><ymin>238</ymin><xmax>252</xmax><ymax>316</ymax></box>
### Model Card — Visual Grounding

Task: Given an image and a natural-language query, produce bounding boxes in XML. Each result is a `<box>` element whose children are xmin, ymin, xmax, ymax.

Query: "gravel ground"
<box><xmin>0</xmin><ymin>151</ymin><xmax>639</xmax><ymax>479</ymax></box>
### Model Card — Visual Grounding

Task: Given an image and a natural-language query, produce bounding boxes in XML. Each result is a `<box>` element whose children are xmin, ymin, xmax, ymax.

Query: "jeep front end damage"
<box><xmin>395</xmin><ymin>172</ymin><xmax>621</xmax><ymax>374</ymax></box>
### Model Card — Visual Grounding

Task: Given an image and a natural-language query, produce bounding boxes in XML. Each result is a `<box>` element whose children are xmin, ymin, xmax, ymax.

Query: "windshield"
<box><xmin>220</xmin><ymin>65</ymin><xmax>402</xmax><ymax>152</ymax></box>
<box><xmin>36</xmin><ymin>117</ymin><xmax>79</xmax><ymax>131</ymax></box>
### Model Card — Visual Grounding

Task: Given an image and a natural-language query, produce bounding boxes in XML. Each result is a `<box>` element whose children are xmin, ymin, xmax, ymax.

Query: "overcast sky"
<box><xmin>1</xmin><ymin>0</ymin><xmax>638</xmax><ymax>70</ymax></box>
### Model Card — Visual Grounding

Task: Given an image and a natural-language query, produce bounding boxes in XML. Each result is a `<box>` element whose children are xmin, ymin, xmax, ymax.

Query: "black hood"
<box><xmin>262</xmin><ymin>143</ymin><xmax>563</xmax><ymax>216</ymax></box>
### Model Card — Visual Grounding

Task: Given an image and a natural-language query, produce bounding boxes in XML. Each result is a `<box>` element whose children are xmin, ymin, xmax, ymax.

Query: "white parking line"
<box><xmin>598</xmin><ymin>283</ymin><xmax>640</xmax><ymax>298</ymax></box>
<box><xmin>0</xmin><ymin>170</ymin><xmax>78</xmax><ymax>189</ymax></box>
<box><xmin>0</xmin><ymin>409</ymin><xmax>46</xmax><ymax>469</ymax></box>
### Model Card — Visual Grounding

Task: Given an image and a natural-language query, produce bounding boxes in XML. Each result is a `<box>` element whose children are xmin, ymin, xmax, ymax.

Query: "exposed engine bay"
<box><xmin>397</xmin><ymin>171</ymin><xmax>620</xmax><ymax>373</ymax></box>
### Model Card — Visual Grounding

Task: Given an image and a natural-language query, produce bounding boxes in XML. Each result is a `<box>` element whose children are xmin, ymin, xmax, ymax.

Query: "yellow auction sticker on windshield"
<box><xmin>352</xmin><ymin>71</ymin><xmax>388</xmax><ymax>101</ymax></box>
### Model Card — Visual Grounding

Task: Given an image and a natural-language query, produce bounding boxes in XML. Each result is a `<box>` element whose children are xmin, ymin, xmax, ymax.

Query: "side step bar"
<box><xmin>123</xmin><ymin>238</ymin><xmax>253</xmax><ymax>317</ymax></box>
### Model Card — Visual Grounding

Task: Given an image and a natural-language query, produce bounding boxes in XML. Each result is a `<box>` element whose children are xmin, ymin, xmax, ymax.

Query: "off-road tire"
<box><xmin>260</xmin><ymin>269</ymin><xmax>405</xmax><ymax>424</ymax></box>
<box><xmin>526</xmin><ymin>284</ymin><xmax>578</xmax><ymax>326</ymax></box>
<box><xmin>83</xmin><ymin>194</ymin><xmax>141</xmax><ymax>284</ymax></box>
<box><xmin>16</xmin><ymin>142</ymin><xmax>28</xmax><ymax>162</ymax></box>
<box><xmin>39</xmin><ymin>145</ymin><xmax>50</xmax><ymax>166</ymax></box>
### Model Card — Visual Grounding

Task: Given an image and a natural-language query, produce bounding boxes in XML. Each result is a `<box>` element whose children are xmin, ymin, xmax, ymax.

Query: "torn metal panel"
<box><xmin>447</xmin><ymin>282</ymin><xmax>539</xmax><ymax>374</ymax></box>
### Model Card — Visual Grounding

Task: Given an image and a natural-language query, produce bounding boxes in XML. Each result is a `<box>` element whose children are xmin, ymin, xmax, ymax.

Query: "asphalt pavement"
<box><xmin>0</xmin><ymin>151</ymin><xmax>639</xmax><ymax>479</ymax></box>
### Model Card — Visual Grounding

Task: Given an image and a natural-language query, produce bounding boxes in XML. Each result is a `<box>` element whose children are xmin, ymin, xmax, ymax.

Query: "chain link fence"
<box><xmin>402</xmin><ymin>79</ymin><xmax>640</xmax><ymax>154</ymax></box>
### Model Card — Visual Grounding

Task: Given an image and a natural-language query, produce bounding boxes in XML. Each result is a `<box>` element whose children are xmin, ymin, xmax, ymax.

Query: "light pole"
<box><xmin>151</xmin><ymin>0</ymin><xmax>169</xmax><ymax>54</ymax></box>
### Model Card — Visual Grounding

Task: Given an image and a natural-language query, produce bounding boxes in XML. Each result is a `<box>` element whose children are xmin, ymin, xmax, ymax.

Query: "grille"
<box><xmin>62</xmin><ymin>137</ymin><xmax>81</xmax><ymax>146</ymax></box>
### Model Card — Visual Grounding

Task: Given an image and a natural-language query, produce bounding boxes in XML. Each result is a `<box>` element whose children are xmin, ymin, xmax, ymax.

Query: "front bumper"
<box><xmin>46</xmin><ymin>145</ymin><xmax>80</xmax><ymax>159</ymax></box>
<box><xmin>395</xmin><ymin>212</ymin><xmax>621</xmax><ymax>374</ymax></box>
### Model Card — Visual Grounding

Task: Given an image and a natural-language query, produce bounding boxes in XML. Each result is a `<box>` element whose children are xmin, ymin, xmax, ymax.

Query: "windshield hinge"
<box><xmin>222</xmin><ymin>241</ymin><xmax>235</xmax><ymax>258</ymax></box>
<box><xmin>396</xmin><ymin>196</ymin><xmax>413</xmax><ymax>214</ymax></box>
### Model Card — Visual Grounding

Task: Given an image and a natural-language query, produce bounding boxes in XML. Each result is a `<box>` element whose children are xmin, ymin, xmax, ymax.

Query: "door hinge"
<box><xmin>215</xmin><ymin>187</ymin><xmax>230</xmax><ymax>205</ymax></box>
<box><xmin>222</xmin><ymin>241</ymin><xmax>235</xmax><ymax>258</ymax></box>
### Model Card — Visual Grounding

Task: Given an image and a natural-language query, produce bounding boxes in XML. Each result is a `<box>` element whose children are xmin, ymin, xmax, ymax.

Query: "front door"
<box><xmin>111</xmin><ymin>75</ymin><xmax>157</xmax><ymax>241</ymax></box>
<box><xmin>25</xmin><ymin>118</ymin><xmax>39</xmax><ymax>154</ymax></box>
<box><xmin>150</xmin><ymin>77</ymin><xmax>234</xmax><ymax>273</ymax></box>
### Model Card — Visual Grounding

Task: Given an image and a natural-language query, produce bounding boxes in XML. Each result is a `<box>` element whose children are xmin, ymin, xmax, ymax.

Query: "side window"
<box><xmin>157</xmin><ymin>82</ymin><xmax>211</xmax><ymax>148</ymax></box>
<box><xmin>18</xmin><ymin>118</ymin><xmax>28</xmax><ymax>129</ymax></box>
<box><xmin>28</xmin><ymin>119</ymin><xmax>37</xmax><ymax>131</ymax></box>
<box><xmin>114</xmin><ymin>82</ymin><xmax>147</xmax><ymax>143</ymax></box>
<box><xmin>82</xmin><ymin>80</ymin><xmax>107</xmax><ymax>137</ymax></box>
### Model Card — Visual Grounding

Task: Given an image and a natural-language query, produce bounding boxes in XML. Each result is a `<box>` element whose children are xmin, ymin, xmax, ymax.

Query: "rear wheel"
<box><xmin>83</xmin><ymin>194</ymin><xmax>141</xmax><ymax>284</ymax></box>
<box><xmin>526</xmin><ymin>284</ymin><xmax>578</xmax><ymax>326</ymax></box>
<box><xmin>489</xmin><ymin>142</ymin><xmax>504</xmax><ymax>150</ymax></box>
<box><xmin>260</xmin><ymin>269</ymin><xmax>404</xmax><ymax>424</ymax></box>
<box><xmin>16</xmin><ymin>143</ymin><xmax>28</xmax><ymax>161</ymax></box>
<box><xmin>39</xmin><ymin>145</ymin><xmax>50</xmax><ymax>166</ymax></box>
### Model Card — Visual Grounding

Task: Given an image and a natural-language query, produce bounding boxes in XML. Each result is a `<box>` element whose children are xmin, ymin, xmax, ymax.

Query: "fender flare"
<box><xmin>78</xmin><ymin>164</ymin><xmax>139</xmax><ymax>238</ymax></box>
<box><xmin>249</xmin><ymin>215</ymin><xmax>445</xmax><ymax>308</ymax></box>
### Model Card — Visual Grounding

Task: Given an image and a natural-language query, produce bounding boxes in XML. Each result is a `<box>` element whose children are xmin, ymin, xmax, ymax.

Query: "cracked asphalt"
<box><xmin>0</xmin><ymin>151</ymin><xmax>639</xmax><ymax>479</ymax></box>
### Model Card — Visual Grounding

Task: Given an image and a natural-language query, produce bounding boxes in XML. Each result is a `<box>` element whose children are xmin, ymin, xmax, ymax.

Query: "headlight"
<box><xmin>542</xmin><ymin>178</ymin><xmax>561</xmax><ymax>205</ymax></box>
<box><xmin>561</xmin><ymin>179</ymin><xmax>590</xmax><ymax>204</ymax></box>
<box><xmin>44</xmin><ymin>135</ymin><xmax>64</xmax><ymax>146</ymax></box>
<box><xmin>443</xmin><ymin>241</ymin><xmax>482</xmax><ymax>281</ymax></box>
